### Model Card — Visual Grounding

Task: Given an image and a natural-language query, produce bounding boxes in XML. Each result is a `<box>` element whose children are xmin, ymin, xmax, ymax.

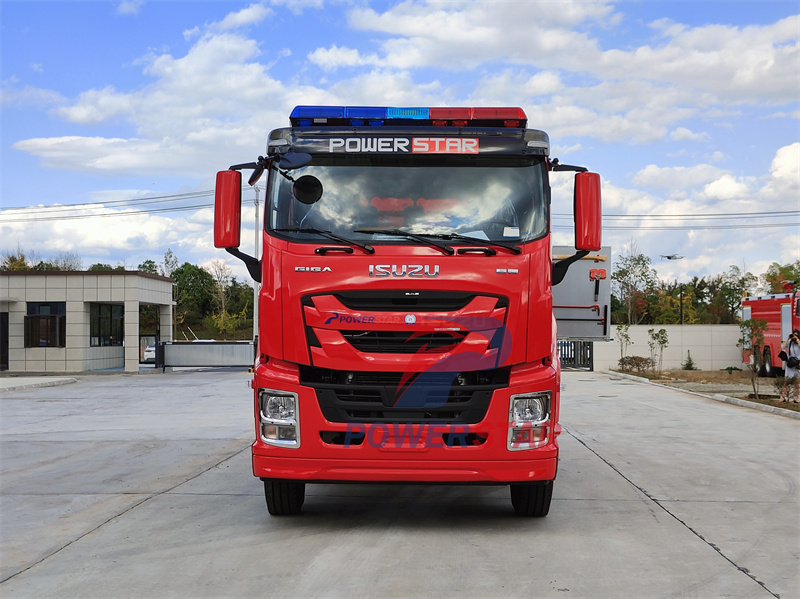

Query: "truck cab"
<box><xmin>214</xmin><ymin>106</ymin><xmax>602</xmax><ymax>516</ymax></box>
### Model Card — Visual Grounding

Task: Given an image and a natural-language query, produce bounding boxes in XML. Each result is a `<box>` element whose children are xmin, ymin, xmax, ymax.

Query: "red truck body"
<box><xmin>214</xmin><ymin>105</ymin><xmax>602</xmax><ymax>516</ymax></box>
<box><xmin>742</xmin><ymin>290</ymin><xmax>800</xmax><ymax>376</ymax></box>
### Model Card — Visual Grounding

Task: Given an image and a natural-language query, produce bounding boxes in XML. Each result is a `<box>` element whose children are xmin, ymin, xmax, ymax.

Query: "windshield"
<box><xmin>267</xmin><ymin>155</ymin><xmax>548</xmax><ymax>244</ymax></box>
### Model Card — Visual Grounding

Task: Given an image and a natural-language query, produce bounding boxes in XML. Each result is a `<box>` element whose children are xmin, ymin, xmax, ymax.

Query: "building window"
<box><xmin>24</xmin><ymin>302</ymin><xmax>66</xmax><ymax>348</ymax></box>
<box><xmin>90</xmin><ymin>304</ymin><xmax>124</xmax><ymax>347</ymax></box>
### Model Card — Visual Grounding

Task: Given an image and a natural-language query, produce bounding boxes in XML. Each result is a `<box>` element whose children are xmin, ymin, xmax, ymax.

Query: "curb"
<box><xmin>600</xmin><ymin>370</ymin><xmax>800</xmax><ymax>420</ymax></box>
<box><xmin>0</xmin><ymin>378</ymin><xmax>78</xmax><ymax>393</ymax></box>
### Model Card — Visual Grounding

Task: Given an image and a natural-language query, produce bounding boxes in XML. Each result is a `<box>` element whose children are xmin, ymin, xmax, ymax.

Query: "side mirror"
<box><xmin>574</xmin><ymin>172</ymin><xmax>601</xmax><ymax>251</ymax></box>
<box><xmin>214</xmin><ymin>170</ymin><xmax>242</xmax><ymax>248</ymax></box>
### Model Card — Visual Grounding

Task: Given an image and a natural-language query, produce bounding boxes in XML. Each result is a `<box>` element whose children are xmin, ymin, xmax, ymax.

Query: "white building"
<box><xmin>0</xmin><ymin>271</ymin><xmax>173</xmax><ymax>373</ymax></box>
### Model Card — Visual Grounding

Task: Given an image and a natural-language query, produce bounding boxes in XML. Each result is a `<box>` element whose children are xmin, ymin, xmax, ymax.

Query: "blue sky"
<box><xmin>1</xmin><ymin>0</ymin><xmax>798</xmax><ymax>285</ymax></box>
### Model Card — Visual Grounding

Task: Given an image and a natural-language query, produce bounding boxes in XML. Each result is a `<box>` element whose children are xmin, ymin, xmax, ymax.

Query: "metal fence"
<box><xmin>558</xmin><ymin>340</ymin><xmax>593</xmax><ymax>370</ymax></box>
<box><xmin>156</xmin><ymin>341</ymin><xmax>256</xmax><ymax>369</ymax></box>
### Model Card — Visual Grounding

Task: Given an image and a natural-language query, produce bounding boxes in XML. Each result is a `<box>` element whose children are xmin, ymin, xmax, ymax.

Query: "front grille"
<box><xmin>341</xmin><ymin>330</ymin><xmax>467</xmax><ymax>353</ymax></box>
<box><xmin>300</xmin><ymin>366</ymin><xmax>509</xmax><ymax>424</ymax></box>
<box><xmin>333</xmin><ymin>290</ymin><xmax>487</xmax><ymax>312</ymax></box>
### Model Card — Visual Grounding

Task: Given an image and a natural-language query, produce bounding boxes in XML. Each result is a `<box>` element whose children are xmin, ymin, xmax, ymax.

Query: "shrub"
<box><xmin>618</xmin><ymin>355</ymin><xmax>654</xmax><ymax>374</ymax></box>
<box><xmin>774</xmin><ymin>376</ymin><xmax>798</xmax><ymax>401</ymax></box>
<box><xmin>682</xmin><ymin>350</ymin><xmax>697</xmax><ymax>370</ymax></box>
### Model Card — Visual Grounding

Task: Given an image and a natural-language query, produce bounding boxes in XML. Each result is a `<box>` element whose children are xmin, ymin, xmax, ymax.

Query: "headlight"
<box><xmin>259</xmin><ymin>389</ymin><xmax>300</xmax><ymax>448</ymax></box>
<box><xmin>510</xmin><ymin>392</ymin><xmax>549</xmax><ymax>425</ymax></box>
<box><xmin>508</xmin><ymin>391</ymin><xmax>550</xmax><ymax>451</ymax></box>
<box><xmin>264</xmin><ymin>395</ymin><xmax>295</xmax><ymax>420</ymax></box>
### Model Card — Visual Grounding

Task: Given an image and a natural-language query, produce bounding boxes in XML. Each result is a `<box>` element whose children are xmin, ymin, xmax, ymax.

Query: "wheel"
<box><xmin>263</xmin><ymin>479</ymin><xmax>305</xmax><ymax>515</ymax></box>
<box><xmin>763</xmin><ymin>348</ymin><xmax>774</xmax><ymax>377</ymax></box>
<box><xmin>510</xmin><ymin>481</ymin><xmax>553</xmax><ymax>517</ymax></box>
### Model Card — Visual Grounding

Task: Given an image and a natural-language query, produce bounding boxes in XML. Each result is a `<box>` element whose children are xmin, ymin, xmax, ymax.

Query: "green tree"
<box><xmin>762</xmin><ymin>260</ymin><xmax>800</xmax><ymax>293</ymax></box>
<box><xmin>205</xmin><ymin>303</ymin><xmax>249</xmax><ymax>340</ymax></box>
<box><xmin>710</xmin><ymin>266</ymin><xmax>757</xmax><ymax>324</ymax></box>
<box><xmin>611</xmin><ymin>242</ymin><xmax>658</xmax><ymax>324</ymax></box>
<box><xmin>137</xmin><ymin>257</ymin><xmax>161</xmax><ymax>334</ymax></box>
<box><xmin>161</xmin><ymin>248</ymin><xmax>179</xmax><ymax>279</ymax></box>
<box><xmin>616</xmin><ymin>324</ymin><xmax>632</xmax><ymax>362</ymax></box>
<box><xmin>208</xmin><ymin>259</ymin><xmax>233</xmax><ymax>316</ymax></box>
<box><xmin>647</xmin><ymin>328</ymin><xmax>669</xmax><ymax>376</ymax></box>
<box><xmin>228</xmin><ymin>279</ymin><xmax>255</xmax><ymax>320</ymax></box>
<box><xmin>138</xmin><ymin>259</ymin><xmax>159</xmax><ymax>274</ymax></box>
<box><xmin>87</xmin><ymin>263</ymin><xmax>121</xmax><ymax>271</ymax></box>
<box><xmin>31</xmin><ymin>251</ymin><xmax>84</xmax><ymax>271</ymax></box>
<box><xmin>1</xmin><ymin>246</ymin><xmax>39</xmax><ymax>270</ymax></box>
<box><xmin>172</xmin><ymin>262</ymin><xmax>215</xmax><ymax>331</ymax></box>
<box><xmin>647</xmin><ymin>282</ymin><xmax>698</xmax><ymax>324</ymax></box>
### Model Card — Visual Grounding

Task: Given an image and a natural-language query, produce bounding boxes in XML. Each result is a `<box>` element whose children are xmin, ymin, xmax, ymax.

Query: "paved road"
<box><xmin>0</xmin><ymin>369</ymin><xmax>797</xmax><ymax>598</ymax></box>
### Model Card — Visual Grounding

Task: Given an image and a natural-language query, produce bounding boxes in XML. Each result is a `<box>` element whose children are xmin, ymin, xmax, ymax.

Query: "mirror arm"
<box><xmin>551</xmin><ymin>158</ymin><xmax>588</xmax><ymax>173</ymax></box>
<box><xmin>552</xmin><ymin>250</ymin><xmax>590</xmax><ymax>286</ymax></box>
<box><xmin>225</xmin><ymin>248</ymin><xmax>262</xmax><ymax>283</ymax></box>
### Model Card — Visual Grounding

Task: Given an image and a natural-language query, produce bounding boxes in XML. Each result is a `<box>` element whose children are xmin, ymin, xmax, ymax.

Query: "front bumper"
<box><xmin>251</xmin><ymin>361</ymin><xmax>560</xmax><ymax>484</ymax></box>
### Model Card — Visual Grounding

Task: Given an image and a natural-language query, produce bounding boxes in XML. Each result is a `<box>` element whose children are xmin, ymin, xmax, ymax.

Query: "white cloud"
<box><xmin>269</xmin><ymin>0</ymin><xmax>323</xmax><ymax>15</ymax></box>
<box><xmin>341</xmin><ymin>1</ymin><xmax>612</xmax><ymax>71</ymax></box>
<box><xmin>325</xmin><ymin>70</ymin><xmax>443</xmax><ymax>106</ymax></box>
<box><xmin>14</xmin><ymin>31</ymin><xmax>299</xmax><ymax>177</ymax></box>
<box><xmin>768</xmin><ymin>142</ymin><xmax>800</xmax><ymax>181</ymax></box>
<box><xmin>214</xmin><ymin>3</ymin><xmax>273</xmax><ymax>31</ymax></box>
<box><xmin>524</xmin><ymin>72</ymin><xmax>563</xmax><ymax>97</ymax></box>
<box><xmin>702</xmin><ymin>174</ymin><xmax>753</xmax><ymax>200</ymax></box>
<box><xmin>5</xmin><ymin>2</ymin><xmax>797</xmax><ymax>283</ymax></box>
<box><xmin>709</xmin><ymin>151</ymin><xmax>727</xmax><ymax>163</ymax></box>
<box><xmin>1</xmin><ymin>82</ymin><xmax>65</xmax><ymax>108</ymax></box>
<box><xmin>633</xmin><ymin>164</ymin><xmax>728</xmax><ymax>190</ymax></box>
<box><xmin>760</xmin><ymin>142</ymin><xmax>800</xmax><ymax>202</ymax></box>
<box><xmin>183</xmin><ymin>26</ymin><xmax>201</xmax><ymax>41</ymax></box>
<box><xmin>552</xmin><ymin>143</ymin><xmax>582</xmax><ymax>157</ymax></box>
<box><xmin>600</xmin><ymin>15</ymin><xmax>800</xmax><ymax>104</ymax></box>
<box><xmin>320</xmin><ymin>2</ymin><xmax>800</xmax><ymax>109</ymax></box>
<box><xmin>308</xmin><ymin>46</ymin><xmax>381</xmax><ymax>71</ymax></box>
<box><xmin>670</xmin><ymin>127</ymin><xmax>709</xmax><ymax>142</ymax></box>
<box><xmin>54</xmin><ymin>86</ymin><xmax>134</xmax><ymax>124</ymax></box>
<box><xmin>117</xmin><ymin>1</ymin><xmax>144</xmax><ymax>16</ymax></box>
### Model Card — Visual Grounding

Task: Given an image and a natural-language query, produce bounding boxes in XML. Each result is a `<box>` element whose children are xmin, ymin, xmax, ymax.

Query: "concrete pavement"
<box><xmin>0</xmin><ymin>369</ymin><xmax>797</xmax><ymax>598</ymax></box>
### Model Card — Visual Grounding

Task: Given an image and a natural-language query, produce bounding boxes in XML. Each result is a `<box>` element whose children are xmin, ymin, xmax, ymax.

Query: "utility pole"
<box><xmin>253</xmin><ymin>186</ymin><xmax>260</xmax><ymax>341</ymax></box>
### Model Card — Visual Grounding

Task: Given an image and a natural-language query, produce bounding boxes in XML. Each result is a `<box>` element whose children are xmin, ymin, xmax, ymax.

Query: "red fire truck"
<box><xmin>214</xmin><ymin>106</ymin><xmax>603</xmax><ymax>516</ymax></box>
<box><xmin>742</xmin><ymin>286</ymin><xmax>800</xmax><ymax>376</ymax></box>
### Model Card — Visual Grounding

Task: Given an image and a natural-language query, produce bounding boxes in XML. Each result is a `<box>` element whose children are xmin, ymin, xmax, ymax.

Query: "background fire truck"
<box><xmin>742</xmin><ymin>285</ymin><xmax>800</xmax><ymax>376</ymax></box>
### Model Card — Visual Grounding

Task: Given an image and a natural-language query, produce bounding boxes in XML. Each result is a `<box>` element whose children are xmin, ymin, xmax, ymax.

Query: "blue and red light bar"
<box><xmin>289</xmin><ymin>106</ymin><xmax>527</xmax><ymax>128</ymax></box>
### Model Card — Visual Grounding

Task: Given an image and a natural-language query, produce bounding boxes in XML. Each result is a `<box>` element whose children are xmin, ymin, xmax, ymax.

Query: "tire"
<box><xmin>763</xmin><ymin>348</ymin><xmax>774</xmax><ymax>377</ymax></box>
<box><xmin>510</xmin><ymin>481</ymin><xmax>553</xmax><ymax>517</ymax></box>
<box><xmin>263</xmin><ymin>479</ymin><xmax>305</xmax><ymax>515</ymax></box>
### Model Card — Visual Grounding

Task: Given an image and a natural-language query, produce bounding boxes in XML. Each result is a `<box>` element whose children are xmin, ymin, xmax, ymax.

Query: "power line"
<box><xmin>0</xmin><ymin>203</ymin><xmax>214</xmax><ymax>223</ymax></box>
<box><xmin>1</xmin><ymin>194</ymin><xmax>798</xmax><ymax>230</ymax></box>
<box><xmin>553</xmin><ymin>211</ymin><xmax>799</xmax><ymax>221</ymax></box>
<box><xmin>554</xmin><ymin>222</ymin><xmax>798</xmax><ymax>231</ymax></box>
<box><xmin>0</xmin><ymin>189</ymin><xmax>217</xmax><ymax>212</ymax></box>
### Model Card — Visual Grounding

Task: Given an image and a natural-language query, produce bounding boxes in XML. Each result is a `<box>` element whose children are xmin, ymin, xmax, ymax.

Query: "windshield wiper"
<box><xmin>354</xmin><ymin>229</ymin><xmax>521</xmax><ymax>255</ymax></box>
<box><xmin>275</xmin><ymin>228</ymin><xmax>374</xmax><ymax>254</ymax></box>
<box><xmin>428</xmin><ymin>233</ymin><xmax>521</xmax><ymax>255</ymax></box>
<box><xmin>353</xmin><ymin>228</ymin><xmax>455</xmax><ymax>255</ymax></box>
